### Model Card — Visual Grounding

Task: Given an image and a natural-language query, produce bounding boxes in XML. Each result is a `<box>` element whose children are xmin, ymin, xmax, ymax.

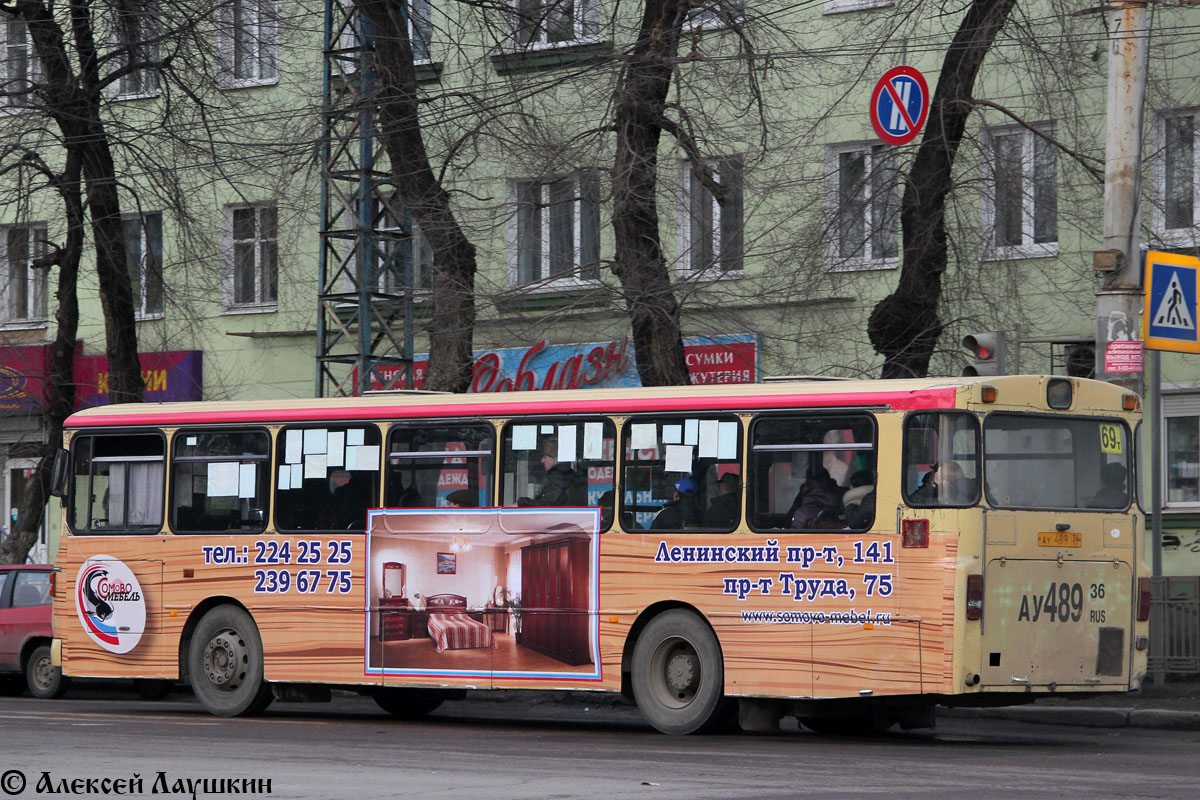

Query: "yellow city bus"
<box><xmin>49</xmin><ymin>375</ymin><xmax>1149</xmax><ymax>734</ymax></box>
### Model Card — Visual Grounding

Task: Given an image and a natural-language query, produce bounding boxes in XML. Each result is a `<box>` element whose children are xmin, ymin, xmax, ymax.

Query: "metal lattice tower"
<box><xmin>318</xmin><ymin>0</ymin><xmax>416</xmax><ymax>397</ymax></box>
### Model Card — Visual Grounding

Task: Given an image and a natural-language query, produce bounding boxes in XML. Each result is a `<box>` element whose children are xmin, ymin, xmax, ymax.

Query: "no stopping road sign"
<box><xmin>870</xmin><ymin>66</ymin><xmax>929</xmax><ymax>146</ymax></box>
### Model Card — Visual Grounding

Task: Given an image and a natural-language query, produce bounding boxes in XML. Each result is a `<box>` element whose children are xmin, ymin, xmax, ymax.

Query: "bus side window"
<box><xmin>620</xmin><ymin>416</ymin><xmax>742</xmax><ymax>533</ymax></box>
<box><xmin>748</xmin><ymin>415</ymin><xmax>876</xmax><ymax>532</ymax></box>
<box><xmin>386</xmin><ymin>422</ymin><xmax>495</xmax><ymax>509</ymax></box>
<box><xmin>68</xmin><ymin>433</ymin><xmax>165</xmax><ymax>534</ymax></box>
<box><xmin>903</xmin><ymin>413</ymin><xmax>980</xmax><ymax>508</ymax></box>
<box><xmin>171</xmin><ymin>429</ymin><xmax>270</xmax><ymax>534</ymax></box>
<box><xmin>499</xmin><ymin>418</ymin><xmax>616</xmax><ymax>532</ymax></box>
<box><xmin>275</xmin><ymin>424</ymin><xmax>382</xmax><ymax>533</ymax></box>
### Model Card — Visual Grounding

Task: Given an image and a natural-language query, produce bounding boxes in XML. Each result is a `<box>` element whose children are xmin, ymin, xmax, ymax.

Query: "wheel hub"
<box><xmin>32</xmin><ymin>656</ymin><xmax>54</xmax><ymax>690</ymax></box>
<box><xmin>204</xmin><ymin>630</ymin><xmax>245</xmax><ymax>689</ymax></box>
<box><xmin>665</xmin><ymin>651</ymin><xmax>698</xmax><ymax>696</ymax></box>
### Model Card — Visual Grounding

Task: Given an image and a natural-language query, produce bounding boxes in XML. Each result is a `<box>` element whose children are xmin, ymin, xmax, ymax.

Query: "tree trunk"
<box><xmin>0</xmin><ymin>153</ymin><xmax>82</xmax><ymax>564</ymax></box>
<box><xmin>23</xmin><ymin>0</ymin><xmax>143</xmax><ymax>402</ymax></box>
<box><xmin>868</xmin><ymin>0</ymin><xmax>1018</xmax><ymax>379</ymax></box>
<box><xmin>355</xmin><ymin>0</ymin><xmax>477</xmax><ymax>393</ymax></box>
<box><xmin>610</xmin><ymin>0</ymin><xmax>690</xmax><ymax>387</ymax></box>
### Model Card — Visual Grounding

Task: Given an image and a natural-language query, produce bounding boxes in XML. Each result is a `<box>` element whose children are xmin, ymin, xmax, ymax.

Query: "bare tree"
<box><xmin>868</xmin><ymin>0</ymin><xmax>1019</xmax><ymax>378</ymax></box>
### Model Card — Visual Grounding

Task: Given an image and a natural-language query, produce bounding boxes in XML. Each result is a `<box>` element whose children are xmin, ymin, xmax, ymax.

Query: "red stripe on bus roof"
<box><xmin>65</xmin><ymin>388</ymin><xmax>958</xmax><ymax>428</ymax></box>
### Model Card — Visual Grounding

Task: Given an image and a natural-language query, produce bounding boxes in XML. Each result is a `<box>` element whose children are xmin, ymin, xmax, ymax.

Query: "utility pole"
<box><xmin>1095</xmin><ymin>0</ymin><xmax>1160</xmax><ymax>682</ymax></box>
<box><xmin>1094</xmin><ymin>0</ymin><xmax>1148</xmax><ymax>396</ymax></box>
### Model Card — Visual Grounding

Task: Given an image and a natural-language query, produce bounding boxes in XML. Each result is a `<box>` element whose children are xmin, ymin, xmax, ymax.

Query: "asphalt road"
<box><xmin>3</xmin><ymin>689</ymin><xmax>1200</xmax><ymax>800</ymax></box>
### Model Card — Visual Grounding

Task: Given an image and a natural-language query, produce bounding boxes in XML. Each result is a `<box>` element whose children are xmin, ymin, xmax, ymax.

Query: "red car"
<box><xmin>0</xmin><ymin>565</ymin><xmax>67</xmax><ymax>698</ymax></box>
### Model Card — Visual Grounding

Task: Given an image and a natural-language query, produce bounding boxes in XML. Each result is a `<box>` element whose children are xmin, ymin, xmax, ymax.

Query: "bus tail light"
<box><xmin>966</xmin><ymin>574</ymin><xmax>984</xmax><ymax>620</ymax></box>
<box><xmin>902</xmin><ymin>518</ymin><xmax>929</xmax><ymax>548</ymax></box>
<box><xmin>1137</xmin><ymin>576</ymin><xmax>1152</xmax><ymax>621</ymax></box>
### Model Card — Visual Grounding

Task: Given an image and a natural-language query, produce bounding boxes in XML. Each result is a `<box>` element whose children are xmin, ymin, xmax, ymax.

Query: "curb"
<box><xmin>938</xmin><ymin>704</ymin><xmax>1200</xmax><ymax>730</ymax></box>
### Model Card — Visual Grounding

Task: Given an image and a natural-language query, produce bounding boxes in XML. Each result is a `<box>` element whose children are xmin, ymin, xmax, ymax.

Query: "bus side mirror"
<box><xmin>49</xmin><ymin>449</ymin><xmax>69</xmax><ymax>498</ymax></box>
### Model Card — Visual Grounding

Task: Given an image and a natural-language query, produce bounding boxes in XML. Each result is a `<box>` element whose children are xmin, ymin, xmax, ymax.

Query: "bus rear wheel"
<box><xmin>188</xmin><ymin>606</ymin><xmax>273</xmax><ymax>717</ymax></box>
<box><xmin>631</xmin><ymin>609</ymin><xmax>735</xmax><ymax>735</ymax></box>
<box><xmin>371</xmin><ymin>688</ymin><xmax>451</xmax><ymax>718</ymax></box>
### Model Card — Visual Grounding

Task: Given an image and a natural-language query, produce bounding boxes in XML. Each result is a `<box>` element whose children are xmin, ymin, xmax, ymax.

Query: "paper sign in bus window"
<box><xmin>290</xmin><ymin>462</ymin><xmax>304</xmax><ymax>488</ymax></box>
<box><xmin>278</xmin><ymin>465</ymin><xmax>291</xmax><ymax>490</ymax></box>
<box><xmin>584</xmin><ymin>422</ymin><xmax>604</xmax><ymax>459</ymax></box>
<box><xmin>207</xmin><ymin>462</ymin><xmax>239</xmax><ymax>497</ymax></box>
<box><xmin>662</xmin><ymin>425</ymin><xmax>681</xmax><ymax>445</ymax></box>
<box><xmin>347</xmin><ymin>429</ymin><xmax>365</xmax><ymax>446</ymax></box>
<box><xmin>305</xmin><ymin>454</ymin><xmax>327</xmax><ymax>479</ymax></box>
<box><xmin>717</xmin><ymin>421</ymin><xmax>738</xmax><ymax>460</ymax></box>
<box><xmin>512</xmin><ymin>425</ymin><xmax>537</xmax><ymax>450</ymax></box>
<box><xmin>286</xmin><ymin>430</ymin><xmax>302</xmax><ymax>464</ymax></box>
<box><xmin>698</xmin><ymin>420</ymin><xmax>719</xmax><ymax>458</ymax></box>
<box><xmin>630</xmin><ymin>423</ymin><xmax>657</xmax><ymax>451</ymax></box>
<box><xmin>558</xmin><ymin>426</ymin><xmax>577</xmax><ymax>462</ymax></box>
<box><xmin>327</xmin><ymin>431</ymin><xmax>345</xmax><ymax>467</ymax></box>
<box><xmin>665</xmin><ymin>445</ymin><xmax>693</xmax><ymax>473</ymax></box>
<box><xmin>304</xmin><ymin>429</ymin><xmax>327</xmax><ymax>455</ymax></box>
<box><xmin>239</xmin><ymin>464</ymin><xmax>257</xmax><ymax>499</ymax></box>
<box><xmin>684</xmin><ymin>419</ymin><xmax>699</xmax><ymax>446</ymax></box>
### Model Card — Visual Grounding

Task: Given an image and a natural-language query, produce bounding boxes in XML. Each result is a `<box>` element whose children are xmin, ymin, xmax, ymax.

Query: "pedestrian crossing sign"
<box><xmin>1144</xmin><ymin>250</ymin><xmax>1200</xmax><ymax>353</ymax></box>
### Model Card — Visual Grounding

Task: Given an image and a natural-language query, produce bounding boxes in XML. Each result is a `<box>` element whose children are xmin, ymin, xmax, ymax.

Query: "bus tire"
<box><xmin>631</xmin><ymin>609</ymin><xmax>735</xmax><ymax>735</ymax></box>
<box><xmin>25</xmin><ymin>645</ymin><xmax>68</xmax><ymax>700</ymax></box>
<box><xmin>371</xmin><ymin>688</ymin><xmax>448</xmax><ymax>718</ymax></box>
<box><xmin>188</xmin><ymin>606</ymin><xmax>273</xmax><ymax>717</ymax></box>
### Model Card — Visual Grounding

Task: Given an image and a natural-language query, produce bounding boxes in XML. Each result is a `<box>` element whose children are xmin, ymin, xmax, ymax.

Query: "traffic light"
<box><xmin>962</xmin><ymin>331</ymin><xmax>1007</xmax><ymax>376</ymax></box>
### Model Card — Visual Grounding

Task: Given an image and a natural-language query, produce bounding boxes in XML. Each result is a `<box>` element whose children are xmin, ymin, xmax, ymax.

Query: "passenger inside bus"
<box><xmin>842</xmin><ymin>470</ymin><xmax>875</xmax><ymax>530</ymax></box>
<box><xmin>788</xmin><ymin>465</ymin><xmax>841</xmax><ymax>529</ymax></box>
<box><xmin>703</xmin><ymin>473</ymin><xmax>741</xmax><ymax>528</ymax></box>
<box><xmin>1088</xmin><ymin>463</ymin><xmax>1128</xmax><ymax>508</ymax></box>
<box><xmin>517</xmin><ymin>438</ymin><xmax>582</xmax><ymax>506</ymax></box>
<box><xmin>911</xmin><ymin>461</ymin><xmax>975</xmax><ymax>505</ymax></box>
<box><xmin>651</xmin><ymin>476</ymin><xmax>698</xmax><ymax>529</ymax></box>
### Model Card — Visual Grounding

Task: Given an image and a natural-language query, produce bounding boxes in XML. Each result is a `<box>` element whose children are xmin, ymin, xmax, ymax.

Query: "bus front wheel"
<box><xmin>188</xmin><ymin>606</ymin><xmax>273</xmax><ymax>717</ymax></box>
<box><xmin>631</xmin><ymin>609</ymin><xmax>735</xmax><ymax>735</ymax></box>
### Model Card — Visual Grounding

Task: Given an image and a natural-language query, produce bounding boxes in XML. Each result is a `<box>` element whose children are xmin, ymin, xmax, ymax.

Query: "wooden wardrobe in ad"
<box><xmin>520</xmin><ymin>536</ymin><xmax>592</xmax><ymax>666</ymax></box>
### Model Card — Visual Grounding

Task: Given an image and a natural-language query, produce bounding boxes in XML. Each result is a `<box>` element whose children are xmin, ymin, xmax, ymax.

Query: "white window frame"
<box><xmin>346</xmin><ymin>197</ymin><xmax>434</xmax><ymax>295</ymax></box>
<box><xmin>677</xmin><ymin>155</ymin><xmax>744</xmax><ymax>278</ymax></box>
<box><xmin>1163</xmin><ymin>392</ymin><xmax>1200</xmax><ymax>511</ymax></box>
<box><xmin>824</xmin><ymin>141</ymin><xmax>900</xmax><ymax>272</ymax></box>
<box><xmin>1152</xmin><ymin>109</ymin><xmax>1200</xmax><ymax>249</ymax></box>
<box><xmin>506</xmin><ymin>173</ymin><xmax>602</xmax><ymax>290</ymax></box>
<box><xmin>509</xmin><ymin>0</ymin><xmax>599</xmax><ymax>51</ymax></box>
<box><xmin>0</xmin><ymin>224</ymin><xmax>47</xmax><ymax>328</ymax></box>
<box><xmin>339</xmin><ymin>0</ymin><xmax>433</xmax><ymax>66</ymax></box>
<box><xmin>683</xmin><ymin>0</ymin><xmax>745</xmax><ymax>31</ymax></box>
<box><xmin>981</xmin><ymin>122</ymin><xmax>1058</xmax><ymax>261</ymax></box>
<box><xmin>108</xmin><ymin>1</ymin><xmax>161</xmax><ymax>100</ymax></box>
<box><xmin>217</xmin><ymin>0</ymin><xmax>278</xmax><ymax>88</ymax></box>
<box><xmin>123</xmin><ymin>212</ymin><xmax>164</xmax><ymax>319</ymax></box>
<box><xmin>823</xmin><ymin>0</ymin><xmax>893</xmax><ymax>15</ymax></box>
<box><xmin>221</xmin><ymin>203</ymin><xmax>278</xmax><ymax>313</ymax></box>
<box><xmin>1</xmin><ymin>13</ymin><xmax>40</xmax><ymax>113</ymax></box>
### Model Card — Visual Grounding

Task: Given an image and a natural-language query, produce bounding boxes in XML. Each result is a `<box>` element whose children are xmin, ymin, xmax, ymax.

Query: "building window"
<box><xmin>1164</xmin><ymin>393</ymin><xmax>1200</xmax><ymax>509</ymax></box>
<box><xmin>680</xmin><ymin>156</ymin><xmax>743</xmax><ymax>275</ymax></box>
<box><xmin>2</xmin><ymin>14</ymin><xmax>39</xmax><ymax>110</ymax></box>
<box><xmin>218</xmin><ymin>0</ymin><xmax>277</xmax><ymax>86</ymax></box>
<box><xmin>512</xmin><ymin>0</ymin><xmax>597</xmax><ymax>48</ymax></box>
<box><xmin>1155</xmin><ymin>110</ymin><xmax>1200</xmax><ymax>246</ymax></box>
<box><xmin>0</xmin><ymin>225</ymin><xmax>46</xmax><ymax>325</ymax></box>
<box><xmin>112</xmin><ymin>2</ymin><xmax>160</xmax><ymax>98</ymax></box>
<box><xmin>685</xmin><ymin>0</ymin><xmax>744</xmax><ymax>29</ymax></box>
<box><xmin>510</xmin><ymin>173</ymin><xmax>601</xmax><ymax>287</ymax></box>
<box><xmin>123</xmin><ymin>213</ymin><xmax>164</xmax><ymax>318</ymax></box>
<box><xmin>340</xmin><ymin>0</ymin><xmax>431</xmax><ymax>64</ymax></box>
<box><xmin>826</xmin><ymin>142</ymin><xmax>899</xmax><ymax>270</ymax></box>
<box><xmin>983</xmin><ymin>124</ymin><xmax>1057</xmax><ymax>258</ymax></box>
<box><xmin>823</xmin><ymin>0</ymin><xmax>893</xmax><ymax>14</ymax></box>
<box><xmin>223</xmin><ymin>204</ymin><xmax>277</xmax><ymax>310</ymax></box>
<box><xmin>368</xmin><ymin>198</ymin><xmax>433</xmax><ymax>293</ymax></box>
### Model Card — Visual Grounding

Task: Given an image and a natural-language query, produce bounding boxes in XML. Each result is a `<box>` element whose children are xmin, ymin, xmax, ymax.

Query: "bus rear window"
<box><xmin>984</xmin><ymin>414</ymin><xmax>1131</xmax><ymax>510</ymax></box>
<box><xmin>70</xmin><ymin>433</ymin><xmax>165</xmax><ymax>534</ymax></box>
<box><xmin>904</xmin><ymin>413</ymin><xmax>980</xmax><ymax>507</ymax></box>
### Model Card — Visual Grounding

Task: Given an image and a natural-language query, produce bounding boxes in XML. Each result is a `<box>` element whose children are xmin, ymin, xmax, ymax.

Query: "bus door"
<box><xmin>63</xmin><ymin>431</ymin><xmax>167</xmax><ymax>674</ymax></box>
<box><xmin>977</xmin><ymin>413</ymin><xmax>1135</xmax><ymax>688</ymax></box>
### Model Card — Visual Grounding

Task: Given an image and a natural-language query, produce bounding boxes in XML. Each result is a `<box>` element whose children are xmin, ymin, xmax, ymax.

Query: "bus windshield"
<box><xmin>983</xmin><ymin>413</ymin><xmax>1131</xmax><ymax>510</ymax></box>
